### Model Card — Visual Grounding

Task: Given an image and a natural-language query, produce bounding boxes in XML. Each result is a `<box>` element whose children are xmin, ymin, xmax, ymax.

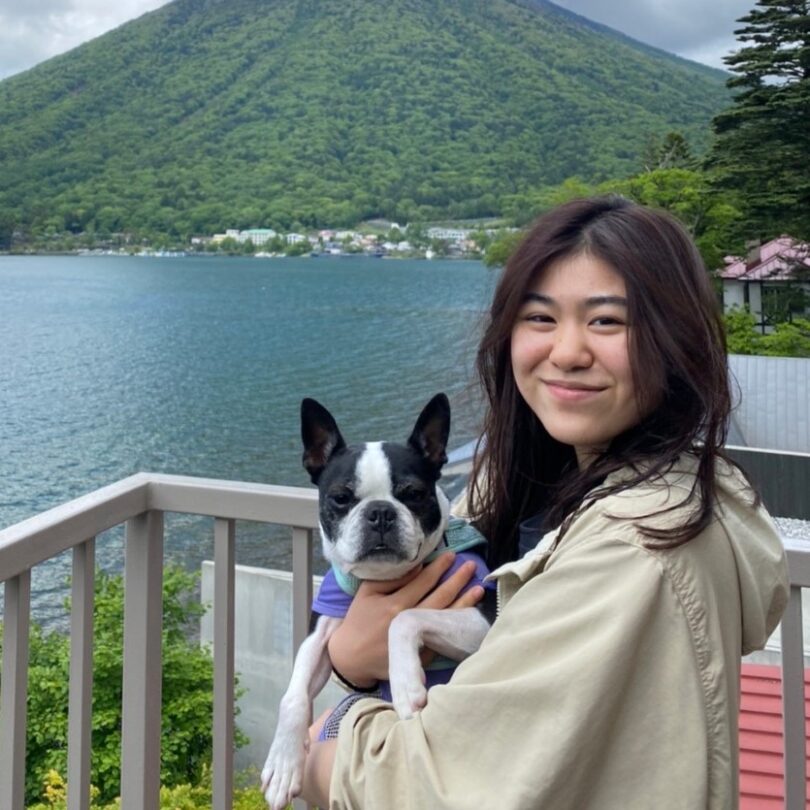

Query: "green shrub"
<box><xmin>723</xmin><ymin>308</ymin><xmax>810</xmax><ymax>358</ymax></box>
<box><xmin>723</xmin><ymin>307</ymin><xmax>760</xmax><ymax>355</ymax></box>
<box><xmin>483</xmin><ymin>229</ymin><xmax>524</xmax><ymax>268</ymax></box>
<box><xmin>0</xmin><ymin>565</ymin><xmax>245</xmax><ymax>804</ymax></box>
<box><xmin>759</xmin><ymin>317</ymin><xmax>810</xmax><ymax>358</ymax></box>
<box><xmin>27</xmin><ymin>767</ymin><xmax>269</xmax><ymax>810</ymax></box>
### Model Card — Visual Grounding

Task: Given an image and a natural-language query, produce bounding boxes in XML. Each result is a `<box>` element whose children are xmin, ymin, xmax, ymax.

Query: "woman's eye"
<box><xmin>525</xmin><ymin>313</ymin><xmax>554</xmax><ymax>324</ymax></box>
<box><xmin>591</xmin><ymin>316</ymin><xmax>624</xmax><ymax>327</ymax></box>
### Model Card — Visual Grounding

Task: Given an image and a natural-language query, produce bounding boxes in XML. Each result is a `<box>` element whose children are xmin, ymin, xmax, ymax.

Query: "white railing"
<box><xmin>0</xmin><ymin>473</ymin><xmax>319</xmax><ymax>810</ymax></box>
<box><xmin>0</xmin><ymin>472</ymin><xmax>808</xmax><ymax>809</ymax></box>
<box><xmin>780</xmin><ymin>543</ymin><xmax>810</xmax><ymax>810</ymax></box>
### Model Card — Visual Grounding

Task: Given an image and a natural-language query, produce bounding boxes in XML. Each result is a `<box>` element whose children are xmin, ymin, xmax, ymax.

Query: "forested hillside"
<box><xmin>0</xmin><ymin>0</ymin><xmax>729</xmax><ymax>239</ymax></box>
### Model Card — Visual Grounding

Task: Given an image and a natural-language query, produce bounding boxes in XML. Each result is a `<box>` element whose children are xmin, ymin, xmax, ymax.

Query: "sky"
<box><xmin>0</xmin><ymin>0</ymin><xmax>756</xmax><ymax>81</ymax></box>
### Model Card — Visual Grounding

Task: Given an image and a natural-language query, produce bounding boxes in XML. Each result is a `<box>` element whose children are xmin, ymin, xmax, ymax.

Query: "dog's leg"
<box><xmin>261</xmin><ymin>615</ymin><xmax>342</xmax><ymax>810</ymax></box>
<box><xmin>388</xmin><ymin>607</ymin><xmax>490</xmax><ymax>720</ymax></box>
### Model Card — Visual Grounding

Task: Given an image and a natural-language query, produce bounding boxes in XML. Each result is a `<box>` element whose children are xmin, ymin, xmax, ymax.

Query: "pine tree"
<box><xmin>708</xmin><ymin>0</ymin><xmax>810</xmax><ymax>239</ymax></box>
<box><xmin>641</xmin><ymin>131</ymin><xmax>697</xmax><ymax>172</ymax></box>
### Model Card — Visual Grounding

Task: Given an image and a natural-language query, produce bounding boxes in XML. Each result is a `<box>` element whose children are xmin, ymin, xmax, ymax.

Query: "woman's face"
<box><xmin>510</xmin><ymin>251</ymin><xmax>643</xmax><ymax>466</ymax></box>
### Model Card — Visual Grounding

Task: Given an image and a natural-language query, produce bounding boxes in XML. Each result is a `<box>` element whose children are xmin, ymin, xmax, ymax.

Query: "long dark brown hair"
<box><xmin>470</xmin><ymin>196</ymin><xmax>737</xmax><ymax>569</ymax></box>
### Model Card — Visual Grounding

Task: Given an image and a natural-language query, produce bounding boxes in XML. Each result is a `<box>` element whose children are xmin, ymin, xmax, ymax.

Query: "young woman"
<box><xmin>301</xmin><ymin>196</ymin><xmax>788</xmax><ymax>809</ymax></box>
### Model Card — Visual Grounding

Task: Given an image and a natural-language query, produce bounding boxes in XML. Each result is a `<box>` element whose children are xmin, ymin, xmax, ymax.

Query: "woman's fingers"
<box><xmin>354</xmin><ymin>552</ymin><xmax>458</xmax><ymax>606</ymax></box>
<box><xmin>395</xmin><ymin>552</ymin><xmax>457</xmax><ymax>606</ymax></box>
<box><xmin>417</xmin><ymin>559</ymin><xmax>478</xmax><ymax>609</ymax></box>
<box><xmin>365</xmin><ymin>554</ymin><xmax>482</xmax><ymax>611</ymax></box>
<box><xmin>450</xmin><ymin>584</ymin><xmax>485</xmax><ymax>609</ymax></box>
<box><xmin>330</xmin><ymin>551</ymin><xmax>484</xmax><ymax>684</ymax></box>
<box><xmin>354</xmin><ymin>563</ymin><xmax>427</xmax><ymax>596</ymax></box>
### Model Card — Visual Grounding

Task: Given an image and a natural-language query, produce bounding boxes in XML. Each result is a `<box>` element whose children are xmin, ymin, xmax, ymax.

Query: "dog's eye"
<box><xmin>399</xmin><ymin>486</ymin><xmax>427</xmax><ymax>502</ymax></box>
<box><xmin>329</xmin><ymin>490</ymin><xmax>354</xmax><ymax>508</ymax></box>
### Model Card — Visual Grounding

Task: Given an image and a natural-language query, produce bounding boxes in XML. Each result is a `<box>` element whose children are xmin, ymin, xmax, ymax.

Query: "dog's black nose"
<box><xmin>365</xmin><ymin>501</ymin><xmax>397</xmax><ymax>532</ymax></box>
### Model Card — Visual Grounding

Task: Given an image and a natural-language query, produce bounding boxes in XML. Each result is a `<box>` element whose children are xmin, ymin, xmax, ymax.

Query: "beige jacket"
<box><xmin>330</xmin><ymin>458</ymin><xmax>788</xmax><ymax>809</ymax></box>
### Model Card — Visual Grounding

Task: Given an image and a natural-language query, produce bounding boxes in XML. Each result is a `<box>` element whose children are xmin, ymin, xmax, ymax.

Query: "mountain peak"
<box><xmin>0</xmin><ymin>0</ymin><xmax>728</xmax><ymax>238</ymax></box>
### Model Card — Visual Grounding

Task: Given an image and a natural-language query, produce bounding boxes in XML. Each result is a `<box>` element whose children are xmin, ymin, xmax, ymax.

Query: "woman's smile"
<box><xmin>541</xmin><ymin>379</ymin><xmax>608</xmax><ymax>401</ymax></box>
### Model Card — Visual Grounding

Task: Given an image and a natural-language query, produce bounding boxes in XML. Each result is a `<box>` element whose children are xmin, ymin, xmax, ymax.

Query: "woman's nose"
<box><xmin>548</xmin><ymin>324</ymin><xmax>592</xmax><ymax>370</ymax></box>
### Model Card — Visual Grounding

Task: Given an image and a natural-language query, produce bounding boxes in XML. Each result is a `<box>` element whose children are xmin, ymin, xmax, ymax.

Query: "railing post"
<box><xmin>213</xmin><ymin>518</ymin><xmax>236</xmax><ymax>810</ymax></box>
<box><xmin>780</xmin><ymin>584</ymin><xmax>806</xmax><ymax>810</ymax></box>
<box><xmin>0</xmin><ymin>571</ymin><xmax>31</xmax><ymax>810</ymax></box>
<box><xmin>291</xmin><ymin>527</ymin><xmax>314</xmax><ymax>810</ymax></box>
<box><xmin>67</xmin><ymin>538</ymin><xmax>95</xmax><ymax>810</ymax></box>
<box><xmin>291</xmin><ymin>528</ymin><xmax>313</xmax><ymax>655</ymax></box>
<box><xmin>120</xmin><ymin>511</ymin><xmax>164</xmax><ymax>810</ymax></box>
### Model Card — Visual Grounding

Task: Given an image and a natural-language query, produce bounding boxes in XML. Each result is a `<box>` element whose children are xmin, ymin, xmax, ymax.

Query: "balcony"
<box><xmin>0</xmin><ymin>474</ymin><xmax>319</xmax><ymax>810</ymax></box>
<box><xmin>1</xmin><ymin>451</ymin><xmax>809</xmax><ymax>809</ymax></box>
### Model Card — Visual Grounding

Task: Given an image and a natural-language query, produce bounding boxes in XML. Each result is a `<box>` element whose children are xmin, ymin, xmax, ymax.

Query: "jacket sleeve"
<box><xmin>330</xmin><ymin>536</ymin><xmax>710</xmax><ymax>809</ymax></box>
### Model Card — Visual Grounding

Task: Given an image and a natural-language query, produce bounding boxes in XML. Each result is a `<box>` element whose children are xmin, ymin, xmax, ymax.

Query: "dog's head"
<box><xmin>301</xmin><ymin>394</ymin><xmax>451</xmax><ymax>580</ymax></box>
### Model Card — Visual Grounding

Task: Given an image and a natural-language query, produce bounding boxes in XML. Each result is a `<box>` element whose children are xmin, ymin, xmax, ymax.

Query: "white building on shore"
<box><xmin>211</xmin><ymin>228</ymin><xmax>278</xmax><ymax>246</ymax></box>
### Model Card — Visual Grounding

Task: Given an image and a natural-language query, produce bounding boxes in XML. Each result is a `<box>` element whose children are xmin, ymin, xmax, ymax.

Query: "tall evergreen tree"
<box><xmin>708</xmin><ymin>1</ymin><xmax>810</xmax><ymax>239</ymax></box>
<box><xmin>641</xmin><ymin>131</ymin><xmax>697</xmax><ymax>172</ymax></box>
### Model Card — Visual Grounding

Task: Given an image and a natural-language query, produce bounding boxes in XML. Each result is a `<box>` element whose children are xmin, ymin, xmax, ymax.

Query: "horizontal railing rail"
<box><xmin>1</xmin><ymin>469</ymin><xmax>808</xmax><ymax>809</ymax></box>
<box><xmin>0</xmin><ymin>474</ymin><xmax>318</xmax><ymax>810</ymax></box>
<box><xmin>445</xmin><ymin>444</ymin><xmax>810</xmax><ymax>522</ymax></box>
<box><xmin>726</xmin><ymin>446</ymin><xmax>810</xmax><ymax>521</ymax></box>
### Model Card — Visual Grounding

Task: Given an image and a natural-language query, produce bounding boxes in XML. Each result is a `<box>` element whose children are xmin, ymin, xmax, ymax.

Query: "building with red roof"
<box><xmin>718</xmin><ymin>237</ymin><xmax>810</xmax><ymax>332</ymax></box>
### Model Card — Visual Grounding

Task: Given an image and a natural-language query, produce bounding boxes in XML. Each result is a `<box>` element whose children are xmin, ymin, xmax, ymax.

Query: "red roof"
<box><xmin>740</xmin><ymin>663</ymin><xmax>809</xmax><ymax>808</ymax></box>
<box><xmin>719</xmin><ymin>236</ymin><xmax>810</xmax><ymax>282</ymax></box>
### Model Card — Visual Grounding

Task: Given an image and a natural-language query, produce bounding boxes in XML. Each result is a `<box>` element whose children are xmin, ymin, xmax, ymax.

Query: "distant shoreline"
<box><xmin>0</xmin><ymin>250</ymin><xmax>483</xmax><ymax>261</ymax></box>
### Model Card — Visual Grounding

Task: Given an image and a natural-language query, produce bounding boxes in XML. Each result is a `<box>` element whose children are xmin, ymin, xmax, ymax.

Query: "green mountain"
<box><xmin>0</xmin><ymin>0</ymin><xmax>730</xmax><ymax>239</ymax></box>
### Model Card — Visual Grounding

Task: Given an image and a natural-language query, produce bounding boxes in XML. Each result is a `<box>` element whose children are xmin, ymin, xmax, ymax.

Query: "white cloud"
<box><xmin>0</xmin><ymin>0</ymin><xmax>756</xmax><ymax>79</ymax></box>
<box><xmin>679</xmin><ymin>35</ymin><xmax>741</xmax><ymax>70</ymax></box>
<box><xmin>0</xmin><ymin>0</ymin><xmax>170</xmax><ymax>79</ymax></box>
<box><xmin>551</xmin><ymin>0</ymin><xmax>752</xmax><ymax>68</ymax></box>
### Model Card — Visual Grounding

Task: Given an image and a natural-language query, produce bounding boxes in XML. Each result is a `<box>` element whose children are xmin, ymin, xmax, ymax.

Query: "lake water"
<box><xmin>0</xmin><ymin>254</ymin><xmax>495</xmax><ymax>622</ymax></box>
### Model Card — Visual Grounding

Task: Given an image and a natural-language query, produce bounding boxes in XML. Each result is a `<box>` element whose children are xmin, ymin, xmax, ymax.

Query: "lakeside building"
<box><xmin>426</xmin><ymin>226</ymin><xmax>474</xmax><ymax>241</ymax></box>
<box><xmin>211</xmin><ymin>228</ymin><xmax>278</xmax><ymax>246</ymax></box>
<box><xmin>204</xmin><ymin>221</ymin><xmax>492</xmax><ymax>258</ymax></box>
<box><xmin>240</xmin><ymin>229</ymin><xmax>278</xmax><ymax>246</ymax></box>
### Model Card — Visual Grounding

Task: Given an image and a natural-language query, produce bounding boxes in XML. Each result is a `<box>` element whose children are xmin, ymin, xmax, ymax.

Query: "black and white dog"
<box><xmin>261</xmin><ymin>394</ymin><xmax>492</xmax><ymax>810</ymax></box>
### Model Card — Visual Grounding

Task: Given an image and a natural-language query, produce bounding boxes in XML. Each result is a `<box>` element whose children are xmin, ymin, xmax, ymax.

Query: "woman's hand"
<box><xmin>301</xmin><ymin>737</ymin><xmax>336</xmax><ymax>808</ymax></box>
<box><xmin>327</xmin><ymin>551</ymin><xmax>484</xmax><ymax>686</ymax></box>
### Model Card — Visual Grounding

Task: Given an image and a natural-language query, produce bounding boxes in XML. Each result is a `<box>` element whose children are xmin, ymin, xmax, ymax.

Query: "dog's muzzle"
<box><xmin>359</xmin><ymin>500</ymin><xmax>403</xmax><ymax>558</ymax></box>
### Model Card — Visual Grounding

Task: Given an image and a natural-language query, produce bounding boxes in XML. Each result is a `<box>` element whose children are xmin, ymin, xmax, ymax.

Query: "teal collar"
<box><xmin>332</xmin><ymin>516</ymin><xmax>487</xmax><ymax>597</ymax></box>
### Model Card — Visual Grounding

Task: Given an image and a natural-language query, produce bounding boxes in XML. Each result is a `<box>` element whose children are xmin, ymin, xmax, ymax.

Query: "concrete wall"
<box><xmin>200</xmin><ymin>562</ymin><xmax>345</xmax><ymax>775</ymax></box>
<box><xmin>728</xmin><ymin>354</ymin><xmax>810</xmax><ymax>453</ymax></box>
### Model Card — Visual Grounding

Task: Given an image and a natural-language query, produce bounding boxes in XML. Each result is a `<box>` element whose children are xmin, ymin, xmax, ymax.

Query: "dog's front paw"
<box><xmin>261</xmin><ymin>733</ymin><xmax>308</xmax><ymax>810</ymax></box>
<box><xmin>388</xmin><ymin>611</ymin><xmax>429</xmax><ymax>719</ymax></box>
<box><xmin>390</xmin><ymin>665</ymin><xmax>428</xmax><ymax>720</ymax></box>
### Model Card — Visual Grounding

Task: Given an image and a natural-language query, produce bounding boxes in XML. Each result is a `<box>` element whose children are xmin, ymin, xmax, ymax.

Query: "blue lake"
<box><xmin>0</xmin><ymin>254</ymin><xmax>495</xmax><ymax>621</ymax></box>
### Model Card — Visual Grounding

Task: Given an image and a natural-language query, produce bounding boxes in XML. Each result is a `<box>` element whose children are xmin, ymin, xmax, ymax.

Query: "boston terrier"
<box><xmin>261</xmin><ymin>393</ymin><xmax>493</xmax><ymax>810</ymax></box>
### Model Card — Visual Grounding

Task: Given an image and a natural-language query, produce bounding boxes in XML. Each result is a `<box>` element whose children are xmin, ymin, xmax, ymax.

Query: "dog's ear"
<box><xmin>407</xmin><ymin>393</ymin><xmax>450</xmax><ymax>469</ymax></box>
<box><xmin>301</xmin><ymin>398</ymin><xmax>346</xmax><ymax>484</ymax></box>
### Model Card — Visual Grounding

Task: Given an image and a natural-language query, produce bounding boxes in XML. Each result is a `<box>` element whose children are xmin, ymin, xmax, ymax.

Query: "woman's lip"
<box><xmin>543</xmin><ymin>381</ymin><xmax>607</xmax><ymax>401</ymax></box>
